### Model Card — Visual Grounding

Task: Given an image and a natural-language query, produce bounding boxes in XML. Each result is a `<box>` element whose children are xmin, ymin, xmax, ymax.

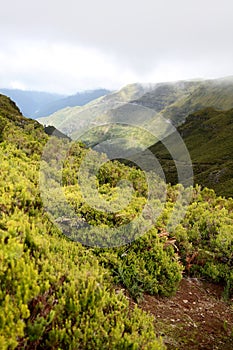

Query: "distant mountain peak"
<box><xmin>0</xmin><ymin>88</ymin><xmax>112</xmax><ymax>119</ymax></box>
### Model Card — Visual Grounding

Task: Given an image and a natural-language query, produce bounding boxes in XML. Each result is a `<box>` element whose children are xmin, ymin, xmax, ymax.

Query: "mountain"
<box><xmin>131</xmin><ymin>80</ymin><xmax>200</xmax><ymax>112</ymax></box>
<box><xmin>37</xmin><ymin>77</ymin><xmax>233</xmax><ymax>151</ymax></box>
<box><xmin>0</xmin><ymin>93</ymin><xmax>47</xmax><ymax>149</ymax></box>
<box><xmin>0</xmin><ymin>93</ymin><xmax>69</xmax><ymax>147</ymax></box>
<box><xmin>0</xmin><ymin>88</ymin><xmax>64</xmax><ymax>118</ymax></box>
<box><xmin>0</xmin><ymin>93</ymin><xmax>167</xmax><ymax>349</ymax></box>
<box><xmin>34</xmin><ymin>88</ymin><xmax>112</xmax><ymax>117</ymax></box>
<box><xmin>1</xmin><ymin>93</ymin><xmax>233</xmax><ymax>349</ymax></box>
<box><xmin>36</xmin><ymin>77</ymin><xmax>233</xmax><ymax>197</ymax></box>
<box><xmin>37</xmin><ymin>83</ymin><xmax>156</xmax><ymax>143</ymax></box>
<box><xmin>147</xmin><ymin>107</ymin><xmax>233</xmax><ymax>197</ymax></box>
<box><xmin>0</xmin><ymin>88</ymin><xmax>111</xmax><ymax>119</ymax></box>
<box><xmin>134</xmin><ymin>76</ymin><xmax>233</xmax><ymax>125</ymax></box>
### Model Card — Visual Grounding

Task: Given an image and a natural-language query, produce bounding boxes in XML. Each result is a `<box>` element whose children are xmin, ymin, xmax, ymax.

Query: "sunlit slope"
<box><xmin>37</xmin><ymin>83</ymin><xmax>155</xmax><ymax>138</ymax></box>
<box><xmin>1</xmin><ymin>93</ymin><xmax>233</xmax><ymax>349</ymax></box>
<box><xmin>37</xmin><ymin>77</ymin><xmax>233</xmax><ymax>152</ymax></box>
<box><xmin>0</xmin><ymin>94</ymin><xmax>166</xmax><ymax>349</ymax></box>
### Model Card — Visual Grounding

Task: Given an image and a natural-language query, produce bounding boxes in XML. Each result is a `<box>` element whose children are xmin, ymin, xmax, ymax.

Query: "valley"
<box><xmin>0</xmin><ymin>76</ymin><xmax>232</xmax><ymax>349</ymax></box>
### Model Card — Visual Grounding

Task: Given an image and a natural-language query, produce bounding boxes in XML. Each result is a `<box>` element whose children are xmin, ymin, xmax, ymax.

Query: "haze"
<box><xmin>1</xmin><ymin>0</ymin><xmax>233</xmax><ymax>94</ymax></box>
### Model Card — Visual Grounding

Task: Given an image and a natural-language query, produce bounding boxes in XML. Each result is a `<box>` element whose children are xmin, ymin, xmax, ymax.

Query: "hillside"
<box><xmin>37</xmin><ymin>83</ymin><xmax>156</xmax><ymax>142</ymax></box>
<box><xmin>0</xmin><ymin>95</ymin><xmax>166</xmax><ymax>349</ymax></box>
<box><xmin>131</xmin><ymin>80</ymin><xmax>200</xmax><ymax>112</ymax></box>
<box><xmin>37</xmin><ymin>77</ymin><xmax>233</xmax><ymax>152</ymax></box>
<box><xmin>34</xmin><ymin>88</ymin><xmax>112</xmax><ymax>118</ymax></box>
<box><xmin>0</xmin><ymin>88</ymin><xmax>111</xmax><ymax>119</ymax></box>
<box><xmin>0</xmin><ymin>89</ymin><xmax>64</xmax><ymax>118</ymax></box>
<box><xmin>148</xmin><ymin>107</ymin><xmax>233</xmax><ymax>197</ymax></box>
<box><xmin>0</xmin><ymin>93</ymin><xmax>48</xmax><ymax>151</ymax></box>
<box><xmin>0</xmin><ymin>94</ymin><xmax>232</xmax><ymax>349</ymax></box>
<box><xmin>162</xmin><ymin>77</ymin><xmax>233</xmax><ymax>124</ymax></box>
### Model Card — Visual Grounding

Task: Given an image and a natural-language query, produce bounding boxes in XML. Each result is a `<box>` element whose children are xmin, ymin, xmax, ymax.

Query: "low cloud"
<box><xmin>0</xmin><ymin>0</ymin><xmax>232</xmax><ymax>92</ymax></box>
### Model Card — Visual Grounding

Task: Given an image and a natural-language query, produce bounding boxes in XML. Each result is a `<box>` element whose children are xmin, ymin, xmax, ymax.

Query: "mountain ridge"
<box><xmin>0</xmin><ymin>88</ymin><xmax>64</xmax><ymax>118</ymax></box>
<box><xmin>37</xmin><ymin>77</ymin><xmax>233</xmax><ymax>148</ymax></box>
<box><xmin>37</xmin><ymin>83</ymin><xmax>155</xmax><ymax>139</ymax></box>
<box><xmin>0</xmin><ymin>88</ymin><xmax>112</xmax><ymax>118</ymax></box>
<box><xmin>0</xmin><ymin>93</ymin><xmax>233</xmax><ymax>349</ymax></box>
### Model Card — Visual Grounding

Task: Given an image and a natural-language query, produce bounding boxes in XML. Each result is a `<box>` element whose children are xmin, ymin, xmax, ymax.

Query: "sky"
<box><xmin>1</xmin><ymin>0</ymin><xmax>233</xmax><ymax>94</ymax></box>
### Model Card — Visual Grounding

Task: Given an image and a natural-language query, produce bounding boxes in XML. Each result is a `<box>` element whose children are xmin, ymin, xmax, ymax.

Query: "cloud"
<box><xmin>0</xmin><ymin>0</ymin><xmax>232</xmax><ymax>92</ymax></box>
<box><xmin>0</xmin><ymin>41</ymin><xmax>139</xmax><ymax>93</ymax></box>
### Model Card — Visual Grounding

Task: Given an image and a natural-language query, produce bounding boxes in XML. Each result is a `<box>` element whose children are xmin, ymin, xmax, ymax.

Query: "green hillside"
<box><xmin>0</xmin><ymin>94</ymin><xmax>48</xmax><ymax>153</ymax></box>
<box><xmin>159</xmin><ymin>77</ymin><xmax>233</xmax><ymax>125</ymax></box>
<box><xmin>0</xmin><ymin>88</ymin><xmax>112</xmax><ymax>118</ymax></box>
<box><xmin>37</xmin><ymin>77</ymin><xmax>233</xmax><ymax>150</ymax></box>
<box><xmin>148</xmin><ymin>107</ymin><xmax>233</xmax><ymax>197</ymax></box>
<box><xmin>1</xmin><ymin>95</ymin><xmax>232</xmax><ymax>349</ymax></box>
<box><xmin>131</xmin><ymin>80</ymin><xmax>200</xmax><ymax>112</ymax></box>
<box><xmin>0</xmin><ymin>95</ymin><xmax>167</xmax><ymax>349</ymax></box>
<box><xmin>37</xmin><ymin>83</ymin><xmax>154</xmax><ymax>134</ymax></box>
<box><xmin>0</xmin><ymin>89</ymin><xmax>64</xmax><ymax>118</ymax></box>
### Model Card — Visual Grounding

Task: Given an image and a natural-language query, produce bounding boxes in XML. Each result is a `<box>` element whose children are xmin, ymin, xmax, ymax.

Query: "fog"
<box><xmin>0</xmin><ymin>0</ymin><xmax>232</xmax><ymax>93</ymax></box>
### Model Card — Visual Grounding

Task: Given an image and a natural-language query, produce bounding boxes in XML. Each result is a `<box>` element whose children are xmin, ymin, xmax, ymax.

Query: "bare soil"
<box><xmin>126</xmin><ymin>278</ymin><xmax>233</xmax><ymax>349</ymax></box>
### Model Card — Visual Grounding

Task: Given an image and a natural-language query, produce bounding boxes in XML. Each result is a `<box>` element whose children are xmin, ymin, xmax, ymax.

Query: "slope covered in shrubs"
<box><xmin>0</xmin><ymin>95</ymin><xmax>232</xmax><ymax>349</ymax></box>
<box><xmin>0</xmin><ymin>96</ymin><xmax>165</xmax><ymax>349</ymax></box>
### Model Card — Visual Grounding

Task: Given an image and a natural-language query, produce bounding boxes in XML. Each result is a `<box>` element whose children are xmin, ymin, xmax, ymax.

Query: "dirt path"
<box><xmin>127</xmin><ymin>278</ymin><xmax>233</xmax><ymax>349</ymax></box>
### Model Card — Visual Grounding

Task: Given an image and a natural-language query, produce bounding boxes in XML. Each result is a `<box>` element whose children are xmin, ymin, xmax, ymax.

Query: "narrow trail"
<box><xmin>124</xmin><ymin>278</ymin><xmax>233</xmax><ymax>349</ymax></box>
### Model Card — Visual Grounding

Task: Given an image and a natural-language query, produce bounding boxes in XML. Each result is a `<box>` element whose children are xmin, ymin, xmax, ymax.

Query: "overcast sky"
<box><xmin>0</xmin><ymin>0</ymin><xmax>233</xmax><ymax>94</ymax></box>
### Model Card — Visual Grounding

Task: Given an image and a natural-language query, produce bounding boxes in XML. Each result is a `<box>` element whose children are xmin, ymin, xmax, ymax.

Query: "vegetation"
<box><xmin>0</xmin><ymin>94</ymin><xmax>232</xmax><ymax>349</ymax></box>
<box><xmin>149</xmin><ymin>107</ymin><xmax>233</xmax><ymax>197</ymax></box>
<box><xmin>0</xmin><ymin>88</ymin><xmax>111</xmax><ymax>118</ymax></box>
<box><xmin>0</xmin><ymin>89</ymin><xmax>64</xmax><ymax>118</ymax></box>
<box><xmin>0</xmin><ymin>96</ymin><xmax>165</xmax><ymax>349</ymax></box>
<box><xmin>37</xmin><ymin>77</ymin><xmax>233</xmax><ymax>147</ymax></box>
<box><xmin>37</xmin><ymin>83</ymin><xmax>153</xmax><ymax>138</ymax></box>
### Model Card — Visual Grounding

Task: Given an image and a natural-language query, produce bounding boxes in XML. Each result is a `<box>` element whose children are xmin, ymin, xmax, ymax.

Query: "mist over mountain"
<box><xmin>3</xmin><ymin>76</ymin><xmax>233</xmax><ymax>197</ymax></box>
<box><xmin>37</xmin><ymin>83</ymin><xmax>155</xmax><ymax>138</ymax></box>
<box><xmin>133</xmin><ymin>76</ymin><xmax>233</xmax><ymax>125</ymax></box>
<box><xmin>1</xmin><ymin>89</ymin><xmax>233</xmax><ymax>350</ymax></box>
<box><xmin>37</xmin><ymin>77</ymin><xmax>233</xmax><ymax>150</ymax></box>
<box><xmin>1</xmin><ymin>0</ymin><xmax>233</xmax><ymax>346</ymax></box>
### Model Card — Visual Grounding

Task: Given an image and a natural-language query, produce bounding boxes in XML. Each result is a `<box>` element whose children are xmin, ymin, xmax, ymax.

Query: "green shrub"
<box><xmin>0</xmin><ymin>141</ymin><xmax>165</xmax><ymax>349</ymax></box>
